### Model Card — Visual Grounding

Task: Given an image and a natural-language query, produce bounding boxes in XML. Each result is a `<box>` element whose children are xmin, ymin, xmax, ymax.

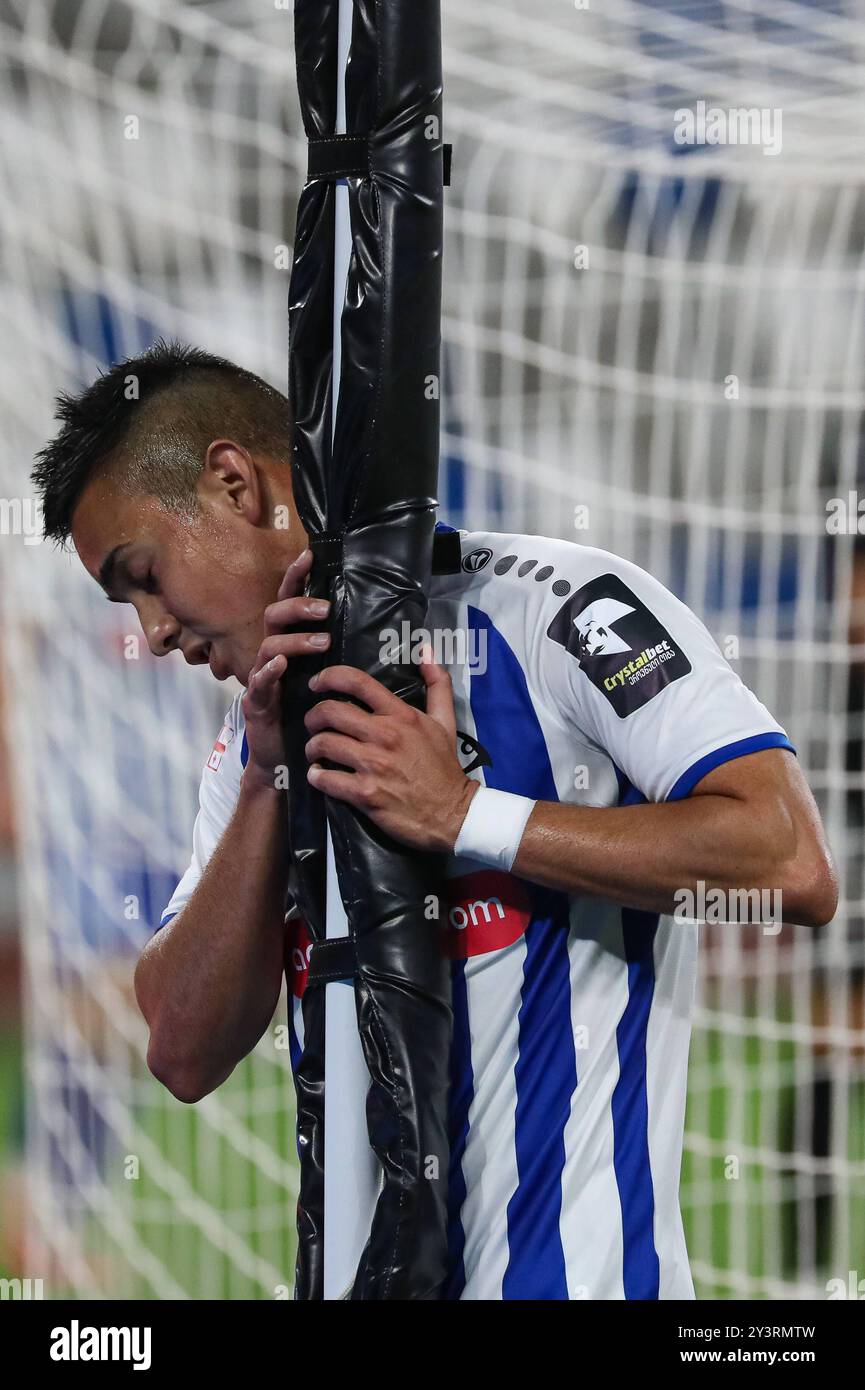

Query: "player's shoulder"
<box><xmin>433</xmin><ymin>527</ymin><xmax>678</xmax><ymax>611</ymax></box>
<box><xmin>430</xmin><ymin>528</ymin><xmax>711</xmax><ymax>696</ymax></box>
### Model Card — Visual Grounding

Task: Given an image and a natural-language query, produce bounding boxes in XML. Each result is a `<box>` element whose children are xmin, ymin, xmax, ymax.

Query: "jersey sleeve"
<box><xmin>158</xmin><ymin>695</ymin><xmax>247</xmax><ymax>930</ymax></box>
<box><xmin>540</xmin><ymin>551</ymin><xmax>794</xmax><ymax>804</ymax></box>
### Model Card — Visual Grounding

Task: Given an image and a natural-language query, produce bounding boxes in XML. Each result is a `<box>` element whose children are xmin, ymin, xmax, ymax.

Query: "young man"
<box><xmin>34</xmin><ymin>342</ymin><xmax>837</xmax><ymax>1300</ymax></box>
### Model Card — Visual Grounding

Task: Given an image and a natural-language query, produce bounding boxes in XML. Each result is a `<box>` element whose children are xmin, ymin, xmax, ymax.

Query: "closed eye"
<box><xmin>132</xmin><ymin>569</ymin><xmax>158</xmax><ymax>595</ymax></box>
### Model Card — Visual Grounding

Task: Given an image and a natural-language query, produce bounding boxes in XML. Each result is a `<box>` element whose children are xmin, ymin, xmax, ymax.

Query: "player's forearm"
<box><xmin>512</xmin><ymin>795</ymin><xmax>811</xmax><ymax>921</ymax></box>
<box><xmin>135</xmin><ymin>770</ymin><xmax>289</xmax><ymax>1102</ymax></box>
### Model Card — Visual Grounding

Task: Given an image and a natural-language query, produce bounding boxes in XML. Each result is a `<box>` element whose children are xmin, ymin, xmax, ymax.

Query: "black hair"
<box><xmin>32</xmin><ymin>339</ymin><xmax>291</xmax><ymax>546</ymax></box>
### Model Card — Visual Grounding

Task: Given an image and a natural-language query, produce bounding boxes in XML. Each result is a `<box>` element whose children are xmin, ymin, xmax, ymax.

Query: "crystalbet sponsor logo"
<box><xmin>546</xmin><ymin>573</ymin><xmax>691</xmax><ymax>718</ymax></box>
<box><xmin>603</xmin><ymin>637</ymin><xmax>677</xmax><ymax>695</ymax></box>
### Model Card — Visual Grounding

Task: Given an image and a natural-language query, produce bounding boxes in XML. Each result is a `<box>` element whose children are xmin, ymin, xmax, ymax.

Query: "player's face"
<box><xmin>71</xmin><ymin>460</ymin><xmax>296</xmax><ymax>685</ymax></box>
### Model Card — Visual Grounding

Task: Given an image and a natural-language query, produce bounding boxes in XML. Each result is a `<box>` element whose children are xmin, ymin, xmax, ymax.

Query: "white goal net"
<box><xmin>1</xmin><ymin>0</ymin><xmax>863</xmax><ymax>1300</ymax></box>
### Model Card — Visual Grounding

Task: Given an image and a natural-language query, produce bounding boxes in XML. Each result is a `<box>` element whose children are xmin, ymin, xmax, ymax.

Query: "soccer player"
<box><xmin>33</xmin><ymin>343</ymin><xmax>837</xmax><ymax>1300</ymax></box>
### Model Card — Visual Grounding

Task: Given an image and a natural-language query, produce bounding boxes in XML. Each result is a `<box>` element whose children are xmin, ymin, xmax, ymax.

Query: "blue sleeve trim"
<box><xmin>666</xmin><ymin>732</ymin><xmax>796</xmax><ymax>802</ymax></box>
<box><xmin>156</xmin><ymin>910</ymin><xmax>178</xmax><ymax>933</ymax></box>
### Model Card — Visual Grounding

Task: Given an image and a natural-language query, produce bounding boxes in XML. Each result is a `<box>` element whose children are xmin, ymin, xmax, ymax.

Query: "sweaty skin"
<box><xmin>70</xmin><ymin>442</ymin><xmax>838</xmax><ymax>1101</ymax></box>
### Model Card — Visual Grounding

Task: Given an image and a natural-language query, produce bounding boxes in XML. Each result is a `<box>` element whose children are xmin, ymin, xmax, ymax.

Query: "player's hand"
<box><xmin>241</xmin><ymin>548</ymin><xmax>330</xmax><ymax>789</ymax></box>
<box><xmin>303</xmin><ymin>649</ymin><xmax>478</xmax><ymax>852</ymax></box>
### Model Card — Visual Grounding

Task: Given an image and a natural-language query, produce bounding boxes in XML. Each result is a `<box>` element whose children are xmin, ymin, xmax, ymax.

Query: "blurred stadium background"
<box><xmin>1</xmin><ymin>0</ymin><xmax>864</xmax><ymax>1299</ymax></box>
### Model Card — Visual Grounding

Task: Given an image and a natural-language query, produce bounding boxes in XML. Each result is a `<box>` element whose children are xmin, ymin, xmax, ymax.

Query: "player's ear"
<box><xmin>200</xmin><ymin>440</ymin><xmax>263</xmax><ymax>524</ymax></box>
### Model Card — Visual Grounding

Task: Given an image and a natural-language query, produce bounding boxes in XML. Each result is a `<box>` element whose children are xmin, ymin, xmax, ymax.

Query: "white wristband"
<box><xmin>453</xmin><ymin>787</ymin><xmax>536</xmax><ymax>872</ymax></box>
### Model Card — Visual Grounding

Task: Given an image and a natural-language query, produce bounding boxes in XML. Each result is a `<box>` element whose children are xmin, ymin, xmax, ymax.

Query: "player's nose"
<box><xmin>145</xmin><ymin>611</ymin><xmax>182</xmax><ymax>658</ymax></box>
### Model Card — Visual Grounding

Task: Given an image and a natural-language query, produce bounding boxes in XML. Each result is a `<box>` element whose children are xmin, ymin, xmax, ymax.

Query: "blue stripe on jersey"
<box><xmin>503</xmin><ymin>887</ymin><xmax>577</xmax><ymax>1299</ymax></box>
<box><xmin>466</xmin><ymin>605</ymin><xmax>575</xmax><ymax>1300</ymax></box>
<box><xmin>445</xmin><ymin>960</ymin><xmax>472</xmax><ymax>1299</ymax></box>
<box><xmin>614</xmin><ymin>766</ymin><xmax>646</xmax><ymax>807</ymax></box>
<box><xmin>667</xmin><ymin>731</ymin><xmax>795</xmax><ymax>801</ymax></box>
<box><xmin>613</xmin><ymin>909</ymin><xmax>661</xmax><ymax>1299</ymax></box>
<box><xmin>606</xmin><ymin>733</ymin><xmax>793</xmax><ymax>1295</ymax></box>
<box><xmin>612</xmin><ymin>770</ymin><xmax>661</xmax><ymax>1298</ymax></box>
<box><xmin>611</xmin><ymin>730</ymin><xmax>794</xmax><ymax>1297</ymax></box>
<box><xmin>241</xmin><ymin>731</ymin><xmax>249</xmax><ymax>768</ymax></box>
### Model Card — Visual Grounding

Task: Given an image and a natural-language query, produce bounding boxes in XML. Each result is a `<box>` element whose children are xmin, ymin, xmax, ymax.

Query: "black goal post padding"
<box><xmin>284</xmin><ymin>0</ymin><xmax>453</xmax><ymax>1299</ymax></box>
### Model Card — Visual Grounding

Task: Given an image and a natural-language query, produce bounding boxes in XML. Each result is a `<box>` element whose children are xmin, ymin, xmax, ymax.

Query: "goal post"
<box><xmin>286</xmin><ymin>0</ymin><xmax>452</xmax><ymax>1300</ymax></box>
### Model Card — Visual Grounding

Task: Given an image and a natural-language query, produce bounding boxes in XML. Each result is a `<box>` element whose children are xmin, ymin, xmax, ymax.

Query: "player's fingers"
<box><xmin>304</xmin><ymin>730</ymin><xmax>365</xmax><ymax>770</ymax></box>
<box><xmin>276</xmin><ymin>546</ymin><xmax>313</xmax><ymax>602</ymax></box>
<box><xmin>255</xmin><ymin>631</ymin><xmax>331</xmax><ymax>667</ymax></box>
<box><xmin>264</xmin><ymin>594</ymin><xmax>330</xmax><ymax>634</ymax></box>
<box><xmin>307</xmin><ymin>763</ymin><xmax>364</xmax><ymax>806</ymax></box>
<box><xmin>244</xmin><ymin>654</ymin><xmax>286</xmax><ymax>713</ymax></box>
<box><xmin>420</xmin><ymin>645</ymin><xmax>457</xmax><ymax>741</ymax></box>
<box><xmin>309</xmin><ymin>664</ymin><xmax>401</xmax><ymax>715</ymax></box>
<box><xmin>303</xmin><ymin>698</ymin><xmax>376</xmax><ymax>740</ymax></box>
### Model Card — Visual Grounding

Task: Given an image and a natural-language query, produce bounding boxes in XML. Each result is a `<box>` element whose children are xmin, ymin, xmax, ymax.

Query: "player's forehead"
<box><xmin>70</xmin><ymin>473</ymin><xmax>159</xmax><ymax>578</ymax></box>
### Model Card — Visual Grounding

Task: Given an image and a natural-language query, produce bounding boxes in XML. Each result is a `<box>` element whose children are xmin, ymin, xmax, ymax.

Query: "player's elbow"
<box><xmin>748</xmin><ymin>774</ymin><xmax>838</xmax><ymax>928</ymax></box>
<box><xmin>145</xmin><ymin>1040</ymin><xmax>220</xmax><ymax>1105</ymax></box>
<box><xmin>135</xmin><ymin>936</ymin><xmax>220</xmax><ymax>1101</ymax></box>
<box><xmin>779</xmin><ymin>843</ymin><xmax>838</xmax><ymax>928</ymax></box>
<box><xmin>143</xmin><ymin>1002</ymin><xmax>226</xmax><ymax>1103</ymax></box>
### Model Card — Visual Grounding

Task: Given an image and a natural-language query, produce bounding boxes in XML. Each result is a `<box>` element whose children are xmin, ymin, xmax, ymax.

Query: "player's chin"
<box><xmin>229</xmin><ymin>655</ymin><xmax>256</xmax><ymax>684</ymax></box>
<box><xmin>208</xmin><ymin>655</ymin><xmax>234</xmax><ymax>682</ymax></box>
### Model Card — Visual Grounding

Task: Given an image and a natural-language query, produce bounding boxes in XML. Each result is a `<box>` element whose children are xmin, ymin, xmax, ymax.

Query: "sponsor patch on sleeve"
<box><xmin>546</xmin><ymin>572</ymin><xmax>691</xmax><ymax>717</ymax></box>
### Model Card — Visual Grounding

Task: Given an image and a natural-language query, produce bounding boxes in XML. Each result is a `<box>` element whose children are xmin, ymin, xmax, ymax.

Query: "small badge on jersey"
<box><xmin>546</xmin><ymin>572</ymin><xmax>691</xmax><ymax>717</ymax></box>
<box><xmin>206</xmin><ymin>721</ymin><xmax>235</xmax><ymax>773</ymax></box>
<box><xmin>455</xmin><ymin>729</ymin><xmax>492</xmax><ymax>774</ymax></box>
<box><xmin>462</xmin><ymin>546</ymin><xmax>493</xmax><ymax>573</ymax></box>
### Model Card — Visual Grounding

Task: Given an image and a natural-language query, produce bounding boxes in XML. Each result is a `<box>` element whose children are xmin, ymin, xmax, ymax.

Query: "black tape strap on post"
<box><xmin>311</xmin><ymin>530</ymin><xmax>459</xmax><ymax>583</ymax></box>
<box><xmin>307</xmin><ymin>134</ymin><xmax>452</xmax><ymax>186</ymax></box>
<box><xmin>307</xmin><ymin>937</ymin><xmax>357</xmax><ymax>987</ymax></box>
<box><xmin>307</xmin><ymin>134</ymin><xmax>369</xmax><ymax>181</ymax></box>
<box><xmin>309</xmin><ymin>532</ymin><xmax>343</xmax><ymax>577</ymax></box>
<box><xmin>432</xmin><ymin>528</ymin><xmax>461</xmax><ymax>574</ymax></box>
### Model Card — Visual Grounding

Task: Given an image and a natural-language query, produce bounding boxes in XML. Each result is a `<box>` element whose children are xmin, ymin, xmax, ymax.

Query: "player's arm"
<box><xmin>509</xmin><ymin>747</ymin><xmax>837</xmax><ymax>925</ymax></box>
<box><xmin>135</xmin><ymin>767</ymin><xmax>289</xmax><ymax>1104</ymax></box>
<box><xmin>136</xmin><ymin>548</ymin><xmax>329</xmax><ymax>1103</ymax></box>
<box><xmin>303</xmin><ymin>642</ymin><xmax>837</xmax><ymax>929</ymax></box>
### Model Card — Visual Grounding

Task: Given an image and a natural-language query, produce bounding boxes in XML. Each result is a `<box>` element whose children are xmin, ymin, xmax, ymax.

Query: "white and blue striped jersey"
<box><xmin>160</xmin><ymin>528</ymin><xmax>793</xmax><ymax>1300</ymax></box>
